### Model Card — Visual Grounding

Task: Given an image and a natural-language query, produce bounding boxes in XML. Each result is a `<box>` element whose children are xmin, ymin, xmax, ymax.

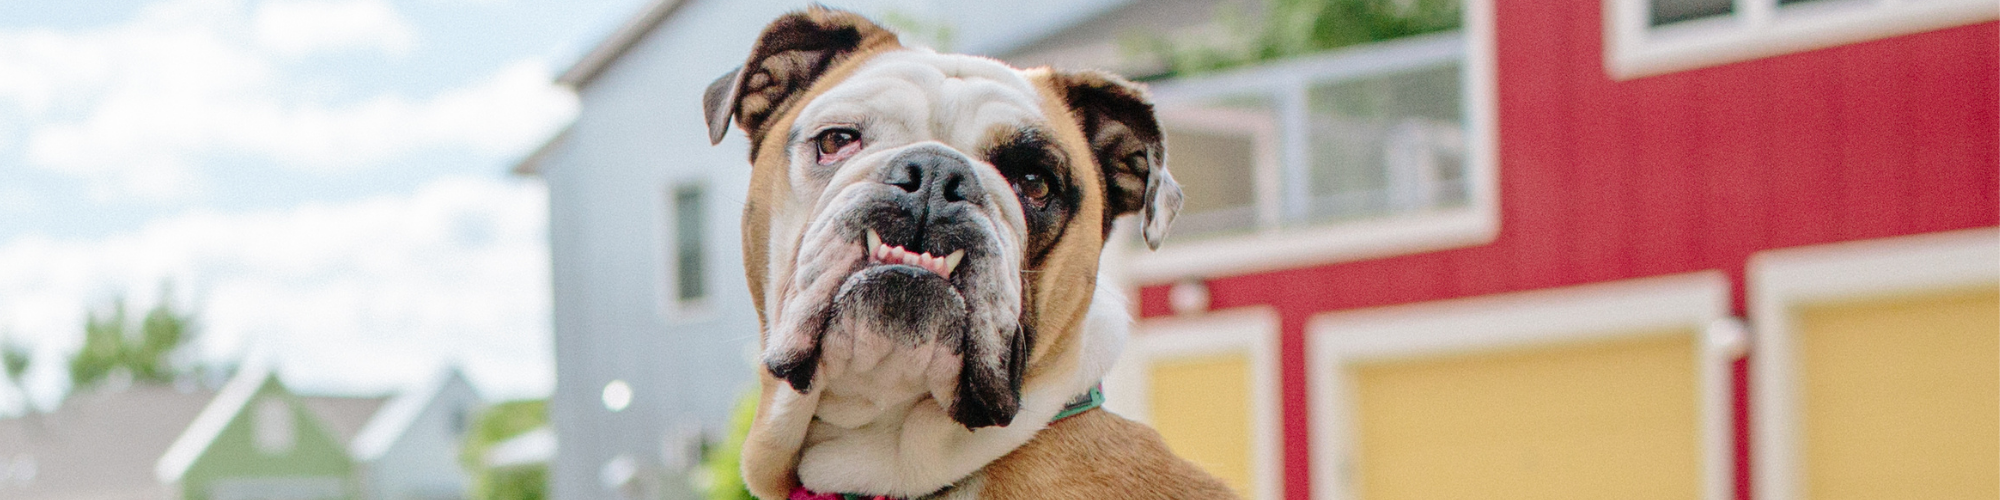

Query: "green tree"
<box><xmin>2</xmin><ymin>332</ymin><xmax>31</xmax><ymax>414</ymax></box>
<box><xmin>701</xmin><ymin>389</ymin><xmax>758</xmax><ymax>500</ymax></box>
<box><xmin>1129</xmin><ymin>0</ymin><xmax>1462</xmax><ymax>77</ymax></box>
<box><xmin>69</xmin><ymin>282</ymin><xmax>197</xmax><ymax>391</ymax></box>
<box><xmin>461</xmin><ymin>399</ymin><xmax>549</xmax><ymax>500</ymax></box>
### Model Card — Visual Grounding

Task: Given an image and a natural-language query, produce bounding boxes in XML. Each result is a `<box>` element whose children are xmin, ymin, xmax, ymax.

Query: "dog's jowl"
<box><xmin>704</xmin><ymin>7</ymin><xmax>1233</xmax><ymax>500</ymax></box>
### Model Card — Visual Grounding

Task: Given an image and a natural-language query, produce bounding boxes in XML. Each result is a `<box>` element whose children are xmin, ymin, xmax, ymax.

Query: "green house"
<box><xmin>156</xmin><ymin>364</ymin><xmax>359</xmax><ymax>500</ymax></box>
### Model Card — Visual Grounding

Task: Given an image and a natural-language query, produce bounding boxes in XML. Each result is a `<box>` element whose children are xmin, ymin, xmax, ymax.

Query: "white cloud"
<box><xmin>0</xmin><ymin>176</ymin><xmax>553</xmax><ymax>413</ymax></box>
<box><xmin>254</xmin><ymin>0</ymin><xmax>419</xmax><ymax>57</ymax></box>
<box><xmin>0</xmin><ymin>0</ymin><xmax>577</xmax><ymax>200</ymax></box>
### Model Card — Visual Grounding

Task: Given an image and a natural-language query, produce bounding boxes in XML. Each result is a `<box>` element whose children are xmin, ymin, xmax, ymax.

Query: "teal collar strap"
<box><xmin>1051</xmin><ymin>384</ymin><xmax>1104</xmax><ymax>423</ymax></box>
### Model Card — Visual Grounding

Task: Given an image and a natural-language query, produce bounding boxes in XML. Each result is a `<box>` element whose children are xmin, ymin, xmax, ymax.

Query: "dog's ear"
<box><xmin>704</xmin><ymin>7</ymin><xmax>900</xmax><ymax>150</ymax></box>
<box><xmin>1050</xmin><ymin>70</ymin><xmax>1183</xmax><ymax>250</ymax></box>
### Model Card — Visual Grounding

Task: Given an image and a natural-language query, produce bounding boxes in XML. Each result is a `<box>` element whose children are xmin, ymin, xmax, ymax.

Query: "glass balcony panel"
<box><xmin>1157</xmin><ymin>94</ymin><xmax>1276</xmax><ymax>238</ymax></box>
<box><xmin>1303</xmin><ymin>63</ymin><xmax>1467</xmax><ymax>225</ymax></box>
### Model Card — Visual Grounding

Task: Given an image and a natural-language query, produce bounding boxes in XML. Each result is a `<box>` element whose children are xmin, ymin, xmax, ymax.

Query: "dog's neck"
<box><xmin>791</xmin><ymin>282</ymin><xmax>1132</xmax><ymax>498</ymax></box>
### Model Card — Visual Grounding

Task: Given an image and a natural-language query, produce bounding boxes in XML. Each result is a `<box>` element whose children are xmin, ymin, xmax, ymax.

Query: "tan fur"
<box><xmin>1011</xmin><ymin>68</ymin><xmax>1109</xmax><ymax>394</ymax></box>
<box><xmin>737</xmin><ymin>8</ymin><xmax>904</xmax><ymax>328</ymax></box>
<box><xmin>723</xmin><ymin>9</ymin><xmax>1217</xmax><ymax>499</ymax></box>
<box><xmin>736</xmin><ymin>16</ymin><xmax>905</xmax><ymax>497</ymax></box>
<box><xmin>980</xmin><ymin>410</ymin><xmax>1241</xmax><ymax>500</ymax></box>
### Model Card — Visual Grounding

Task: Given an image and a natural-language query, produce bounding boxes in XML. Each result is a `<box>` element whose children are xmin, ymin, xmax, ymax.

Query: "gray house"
<box><xmin>511</xmin><ymin>1</ymin><xmax>1143</xmax><ymax>499</ymax></box>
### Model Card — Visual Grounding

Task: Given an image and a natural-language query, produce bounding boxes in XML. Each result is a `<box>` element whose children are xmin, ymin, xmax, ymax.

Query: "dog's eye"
<box><xmin>1015</xmin><ymin>173</ymin><xmax>1051</xmax><ymax>203</ymax></box>
<box><xmin>815</xmin><ymin>128</ymin><xmax>861</xmax><ymax>164</ymax></box>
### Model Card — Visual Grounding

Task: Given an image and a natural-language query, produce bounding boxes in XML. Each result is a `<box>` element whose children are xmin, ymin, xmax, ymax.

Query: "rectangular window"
<box><xmin>1154</xmin><ymin>38</ymin><xmax>1473</xmax><ymax>240</ymax></box>
<box><xmin>671</xmin><ymin>184</ymin><xmax>705</xmax><ymax>304</ymax></box>
<box><xmin>1607</xmin><ymin>0</ymin><xmax>1996</xmax><ymax>79</ymax></box>
<box><xmin>1650</xmin><ymin>0</ymin><xmax>1734</xmax><ymax>26</ymax></box>
<box><xmin>1129</xmin><ymin>28</ymin><xmax>1499</xmax><ymax>282</ymax></box>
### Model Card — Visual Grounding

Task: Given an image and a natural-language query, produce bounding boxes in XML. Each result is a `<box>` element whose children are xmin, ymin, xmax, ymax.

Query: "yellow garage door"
<box><xmin>1351</xmin><ymin>331</ymin><xmax>1701</xmax><ymax>500</ymax></box>
<box><xmin>1148</xmin><ymin>353</ymin><xmax>1254</xmax><ymax>497</ymax></box>
<box><xmin>1797</xmin><ymin>288</ymin><xmax>1999</xmax><ymax>500</ymax></box>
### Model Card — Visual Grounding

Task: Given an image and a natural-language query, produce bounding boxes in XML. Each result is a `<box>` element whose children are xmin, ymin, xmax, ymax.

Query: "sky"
<box><xmin>0</xmin><ymin>0</ymin><xmax>652</xmax><ymax>414</ymax></box>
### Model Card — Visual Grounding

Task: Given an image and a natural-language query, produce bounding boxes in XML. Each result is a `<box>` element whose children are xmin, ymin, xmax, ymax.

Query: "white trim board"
<box><xmin>1604</xmin><ymin>0</ymin><xmax>1998</xmax><ymax>80</ymax></box>
<box><xmin>1103</xmin><ymin>307</ymin><xmax>1282</xmax><ymax>500</ymax></box>
<box><xmin>1307</xmin><ymin>272</ymin><xmax>1737</xmax><ymax>500</ymax></box>
<box><xmin>1122</xmin><ymin>0</ymin><xmax>1501</xmax><ymax>283</ymax></box>
<box><xmin>1749</xmin><ymin>227</ymin><xmax>2000</xmax><ymax>500</ymax></box>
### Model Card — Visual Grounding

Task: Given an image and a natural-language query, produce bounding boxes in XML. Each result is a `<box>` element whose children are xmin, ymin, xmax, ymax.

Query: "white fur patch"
<box><xmin>794</xmin><ymin>279</ymin><xmax>1130</xmax><ymax>497</ymax></box>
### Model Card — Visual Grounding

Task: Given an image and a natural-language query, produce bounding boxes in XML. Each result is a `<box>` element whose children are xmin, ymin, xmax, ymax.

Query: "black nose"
<box><xmin>883</xmin><ymin>145</ymin><xmax>984</xmax><ymax>212</ymax></box>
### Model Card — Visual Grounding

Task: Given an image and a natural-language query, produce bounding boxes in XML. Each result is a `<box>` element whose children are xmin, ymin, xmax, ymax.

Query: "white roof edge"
<box><xmin>156</xmin><ymin>362</ymin><xmax>273</xmax><ymax>482</ymax></box>
<box><xmin>350</xmin><ymin>366</ymin><xmax>477</xmax><ymax>461</ymax></box>
<box><xmin>509</xmin><ymin>122</ymin><xmax>572</xmax><ymax>177</ymax></box>
<box><xmin>483</xmin><ymin>426</ymin><xmax>556</xmax><ymax>468</ymax></box>
<box><xmin>555</xmin><ymin>0</ymin><xmax>689</xmax><ymax>88</ymax></box>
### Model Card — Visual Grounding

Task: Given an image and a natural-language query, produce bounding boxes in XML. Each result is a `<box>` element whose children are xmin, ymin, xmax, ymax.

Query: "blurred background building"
<box><xmin>515</xmin><ymin>0</ymin><xmax>1996</xmax><ymax>500</ymax></box>
<box><xmin>0</xmin><ymin>365</ymin><xmax>482</xmax><ymax>500</ymax></box>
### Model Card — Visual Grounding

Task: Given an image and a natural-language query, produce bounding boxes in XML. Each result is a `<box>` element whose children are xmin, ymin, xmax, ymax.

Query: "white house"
<box><xmin>351</xmin><ymin>368</ymin><xmax>484</xmax><ymax>500</ymax></box>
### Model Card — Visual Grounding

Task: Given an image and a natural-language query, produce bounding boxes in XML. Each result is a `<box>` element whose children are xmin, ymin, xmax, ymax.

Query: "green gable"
<box><xmin>160</xmin><ymin>369</ymin><xmax>359</xmax><ymax>500</ymax></box>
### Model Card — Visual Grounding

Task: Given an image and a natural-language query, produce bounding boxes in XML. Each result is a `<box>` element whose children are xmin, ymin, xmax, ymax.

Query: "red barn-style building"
<box><xmin>1089</xmin><ymin>1</ymin><xmax>1998</xmax><ymax>499</ymax></box>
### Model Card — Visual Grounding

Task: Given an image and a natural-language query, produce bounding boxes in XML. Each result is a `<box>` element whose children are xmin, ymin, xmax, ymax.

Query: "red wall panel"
<box><xmin>1135</xmin><ymin>3</ymin><xmax>2000</xmax><ymax>497</ymax></box>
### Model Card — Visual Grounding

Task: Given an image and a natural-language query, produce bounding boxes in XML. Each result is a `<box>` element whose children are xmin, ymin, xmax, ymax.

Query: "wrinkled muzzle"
<box><xmin>762</xmin><ymin>144</ymin><xmax>1029</xmax><ymax>429</ymax></box>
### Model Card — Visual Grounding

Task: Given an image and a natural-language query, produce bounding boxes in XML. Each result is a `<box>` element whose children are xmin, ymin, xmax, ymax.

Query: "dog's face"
<box><xmin>705</xmin><ymin>7</ymin><xmax>1180</xmax><ymax>496</ymax></box>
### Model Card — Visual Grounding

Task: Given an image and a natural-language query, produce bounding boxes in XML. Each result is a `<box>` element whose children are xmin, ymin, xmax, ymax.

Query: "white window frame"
<box><xmin>1748</xmin><ymin>228</ymin><xmax>2000</xmax><ymax>500</ymax></box>
<box><xmin>1307</xmin><ymin>272</ymin><xmax>1739</xmax><ymax>500</ymax></box>
<box><xmin>1126</xmin><ymin>0</ymin><xmax>1499</xmax><ymax>284</ymax></box>
<box><xmin>660</xmin><ymin>180</ymin><xmax>712</xmax><ymax>320</ymax></box>
<box><xmin>1606</xmin><ymin>0</ymin><xmax>1999</xmax><ymax>80</ymax></box>
<box><xmin>1101</xmin><ymin>307</ymin><xmax>1282</xmax><ymax>500</ymax></box>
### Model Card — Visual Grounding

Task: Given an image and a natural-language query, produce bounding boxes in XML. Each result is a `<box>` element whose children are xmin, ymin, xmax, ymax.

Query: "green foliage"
<box><xmin>480</xmin><ymin>466</ymin><xmax>547</xmax><ymax>500</ymax></box>
<box><xmin>700</xmin><ymin>389</ymin><xmax>759</xmax><ymax>500</ymax></box>
<box><xmin>879</xmin><ymin>9</ymin><xmax>955</xmax><ymax>52</ymax></box>
<box><xmin>2</xmin><ymin>332</ymin><xmax>30</xmax><ymax>412</ymax></box>
<box><xmin>2</xmin><ymin>337</ymin><xmax>27</xmax><ymax>385</ymax></box>
<box><xmin>461</xmin><ymin>399</ymin><xmax>550</xmax><ymax>500</ymax></box>
<box><xmin>69</xmin><ymin>282</ymin><xmax>198</xmax><ymax>391</ymax></box>
<box><xmin>1128</xmin><ymin>0</ymin><xmax>1461</xmax><ymax>77</ymax></box>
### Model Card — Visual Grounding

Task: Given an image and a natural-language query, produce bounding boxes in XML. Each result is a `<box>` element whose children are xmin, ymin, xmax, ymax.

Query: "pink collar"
<box><xmin>789</xmin><ymin>487</ymin><xmax>894</xmax><ymax>500</ymax></box>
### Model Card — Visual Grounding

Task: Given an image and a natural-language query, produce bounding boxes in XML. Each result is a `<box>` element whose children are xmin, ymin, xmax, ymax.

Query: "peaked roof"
<box><xmin>508</xmin><ymin>122</ymin><xmax>570</xmax><ymax>177</ymax></box>
<box><xmin>350</xmin><ymin>367</ymin><xmax>478</xmax><ymax>461</ymax></box>
<box><xmin>555</xmin><ymin>0</ymin><xmax>690</xmax><ymax>88</ymax></box>
<box><xmin>154</xmin><ymin>362</ymin><xmax>273</xmax><ymax>482</ymax></box>
<box><xmin>0</xmin><ymin>386</ymin><xmax>213</xmax><ymax>500</ymax></box>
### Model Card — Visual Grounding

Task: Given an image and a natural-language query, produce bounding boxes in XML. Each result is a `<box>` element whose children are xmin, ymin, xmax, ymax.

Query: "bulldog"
<box><xmin>703</xmin><ymin>8</ymin><xmax>1238</xmax><ymax>500</ymax></box>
